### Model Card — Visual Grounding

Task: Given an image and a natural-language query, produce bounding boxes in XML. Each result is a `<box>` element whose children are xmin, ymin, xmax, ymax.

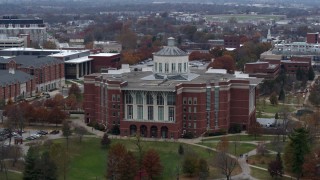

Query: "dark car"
<box><xmin>37</xmin><ymin>130</ymin><xmax>48</xmax><ymax>135</ymax></box>
<box><xmin>26</xmin><ymin>136</ymin><xmax>36</xmax><ymax>141</ymax></box>
<box><xmin>0</xmin><ymin>136</ymin><xmax>7</xmax><ymax>141</ymax></box>
<box><xmin>49</xmin><ymin>130</ymin><xmax>59</xmax><ymax>134</ymax></box>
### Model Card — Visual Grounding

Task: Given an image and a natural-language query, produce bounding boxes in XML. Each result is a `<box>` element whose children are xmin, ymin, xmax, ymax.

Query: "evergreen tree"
<box><xmin>101</xmin><ymin>133</ymin><xmax>111</xmax><ymax>148</ymax></box>
<box><xmin>178</xmin><ymin>144</ymin><xmax>184</xmax><ymax>155</ymax></box>
<box><xmin>275</xmin><ymin>112</ymin><xmax>279</xmax><ymax>119</ymax></box>
<box><xmin>37</xmin><ymin>151</ymin><xmax>57</xmax><ymax>180</ymax></box>
<box><xmin>278</xmin><ymin>88</ymin><xmax>285</xmax><ymax>101</ymax></box>
<box><xmin>308</xmin><ymin>67</ymin><xmax>315</xmax><ymax>81</ymax></box>
<box><xmin>283</xmin><ymin>128</ymin><xmax>310</xmax><ymax>179</ymax></box>
<box><xmin>62</xmin><ymin>121</ymin><xmax>72</xmax><ymax>150</ymax></box>
<box><xmin>23</xmin><ymin>147</ymin><xmax>40</xmax><ymax>180</ymax></box>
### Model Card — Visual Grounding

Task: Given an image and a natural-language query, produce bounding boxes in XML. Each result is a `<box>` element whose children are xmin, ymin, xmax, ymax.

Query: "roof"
<box><xmin>49</xmin><ymin>50</ymin><xmax>90</xmax><ymax>57</ymax></box>
<box><xmin>89</xmin><ymin>53</ymin><xmax>120</xmax><ymax>57</ymax></box>
<box><xmin>0</xmin><ymin>70</ymin><xmax>33</xmax><ymax>87</ymax></box>
<box><xmin>154</xmin><ymin>46</ymin><xmax>188</xmax><ymax>56</ymax></box>
<box><xmin>65</xmin><ymin>57</ymin><xmax>93</xmax><ymax>64</ymax></box>
<box><xmin>0</xmin><ymin>55</ymin><xmax>63</xmax><ymax>68</ymax></box>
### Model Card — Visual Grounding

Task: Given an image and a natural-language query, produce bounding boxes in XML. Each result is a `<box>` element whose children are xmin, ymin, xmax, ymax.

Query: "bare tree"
<box><xmin>73</xmin><ymin>125</ymin><xmax>87</xmax><ymax>143</ymax></box>
<box><xmin>214</xmin><ymin>151</ymin><xmax>237</xmax><ymax>180</ymax></box>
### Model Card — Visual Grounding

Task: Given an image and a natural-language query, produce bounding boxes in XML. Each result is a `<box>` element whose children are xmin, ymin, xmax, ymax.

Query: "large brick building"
<box><xmin>83</xmin><ymin>38</ymin><xmax>261</xmax><ymax>139</ymax></box>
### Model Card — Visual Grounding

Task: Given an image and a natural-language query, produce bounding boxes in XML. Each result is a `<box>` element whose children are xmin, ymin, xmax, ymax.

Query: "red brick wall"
<box><xmin>89</xmin><ymin>54</ymin><xmax>121</xmax><ymax>73</ymax></box>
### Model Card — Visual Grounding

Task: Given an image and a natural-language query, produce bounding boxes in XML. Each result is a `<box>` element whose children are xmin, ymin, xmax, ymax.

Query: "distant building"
<box><xmin>224</xmin><ymin>35</ymin><xmax>240</xmax><ymax>49</ymax></box>
<box><xmin>306</xmin><ymin>32</ymin><xmax>319</xmax><ymax>44</ymax></box>
<box><xmin>93</xmin><ymin>41</ymin><xmax>122</xmax><ymax>53</ymax></box>
<box><xmin>245</xmin><ymin>62</ymin><xmax>280</xmax><ymax>79</ymax></box>
<box><xmin>0</xmin><ymin>16</ymin><xmax>46</xmax><ymax>45</ymax></box>
<box><xmin>0</xmin><ymin>35</ymin><xmax>26</xmax><ymax>49</ymax></box>
<box><xmin>88</xmin><ymin>53</ymin><xmax>121</xmax><ymax>73</ymax></box>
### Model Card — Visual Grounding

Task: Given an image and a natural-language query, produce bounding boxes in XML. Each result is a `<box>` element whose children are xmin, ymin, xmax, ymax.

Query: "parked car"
<box><xmin>37</xmin><ymin>130</ymin><xmax>48</xmax><ymax>135</ymax></box>
<box><xmin>26</xmin><ymin>136</ymin><xmax>36</xmax><ymax>140</ymax></box>
<box><xmin>49</xmin><ymin>130</ymin><xmax>60</xmax><ymax>134</ymax></box>
<box><xmin>0</xmin><ymin>136</ymin><xmax>7</xmax><ymax>141</ymax></box>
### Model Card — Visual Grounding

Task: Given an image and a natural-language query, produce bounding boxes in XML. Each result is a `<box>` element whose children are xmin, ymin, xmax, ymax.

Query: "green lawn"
<box><xmin>0</xmin><ymin>171</ymin><xmax>22</xmax><ymax>180</ymax></box>
<box><xmin>202</xmin><ymin>135</ymin><xmax>277</xmax><ymax>142</ymax></box>
<box><xmin>200</xmin><ymin>141</ymin><xmax>256</xmax><ymax>156</ymax></box>
<box><xmin>250</xmin><ymin>167</ymin><xmax>291</xmax><ymax>180</ymax></box>
<box><xmin>248</xmin><ymin>154</ymin><xmax>276</xmax><ymax>169</ymax></box>
<box><xmin>53</xmin><ymin>137</ymin><xmax>226</xmax><ymax>180</ymax></box>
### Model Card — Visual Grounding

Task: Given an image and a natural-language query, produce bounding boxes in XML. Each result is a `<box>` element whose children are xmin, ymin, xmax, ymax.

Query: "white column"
<box><xmin>76</xmin><ymin>64</ymin><xmax>79</xmax><ymax>79</ymax></box>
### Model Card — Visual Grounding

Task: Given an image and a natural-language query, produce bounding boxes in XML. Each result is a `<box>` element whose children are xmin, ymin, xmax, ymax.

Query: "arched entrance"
<box><xmin>130</xmin><ymin>125</ymin><xmax>137</xmax><ymax>136</ymax></box>
<box><xmin>150</xmin><ymin>126</ymin><xmax>158</xmax><ymax>138</ymax></box>
<box><xmin>161</xmin><ymin>126</ymin><xmax>168</xmax><ymax>138</ymax></box>
<box><xmin>140</xmin><ymin>125</ymin><xmax>147</xmax><ymax>137</ymax></box>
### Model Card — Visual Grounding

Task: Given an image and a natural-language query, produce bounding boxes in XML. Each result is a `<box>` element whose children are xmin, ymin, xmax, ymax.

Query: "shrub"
<box><xmin>182</xmin><ymin>132</ymin><xmax>194</xmax><ymax>139</ymax></box>
<box><xmin>228</xmin><ymin>124</ymin><xmax>242</xmax><ymax>134</ymax></box>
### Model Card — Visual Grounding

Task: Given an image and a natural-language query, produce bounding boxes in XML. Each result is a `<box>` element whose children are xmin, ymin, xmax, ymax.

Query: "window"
<box><xmin>194</xmin><ymin>123</ymin><xmax>197</xmax><ymax>129</ymax></box>
<box><xmin>136</xmin><ymin>92</ymin><xmax>143</xmax><ymax>104</ymax></box>
<box><xmin>194</xmin><ymin>107</ymin><xmax>197</xmax><ymax>113</ymax></box>
<box><xmin>137</xmin><ymin>105</ymin><xmax>143</xmax><ymax>119</ymax></box>
<box><xmin>188</xmin><ymin>123</ymin><xmax>191</xmax><ymax>128</ymax></box>
<box><xmin>188</xmin><ymin>97</ymin><xmax>192</xmax><ymax>105</ymax></box>
<box><xmin>112</xmin><ymin>104</ymin><xmax>116</xmax><ymax>109</ymax></box>
<box><xmin>167</xmin><ymin>93</ymin><xmax>176</xmax><ymax>105</ymax></box>
<box><xmin>148</xmin><ymin>106</ymin><xmax>154</xmax><ymax>120</ymax></box>
<box><xmin>165</xmin><ymin>63</ymin><xmax>169</xmax><ymax>73</ymax></box>
<box><xmin>194</xmin><ymin>115</ymin><xmax>197</xmax><ymax>121</ymax></box>
<box><xmin>155</xmin><ymin>62</ymin><xmax>158</xmax><ymax>72</ymax></box>
<box><xmin>157</xmin><ymin>94</ymin><xmax>164</xmax><ymax>105</ymax></box>
<box><xmin>169</xmin><ymin>107</ymin><xmax>174</xmax><ymax>121</ymax></box>
<box><xmin>188</xmin><ymin>115</ymin><xmax>192</xmax><ymax>120</ymax></box>
<box><xmin>188</xmin><ymin>106</ymin><xmax>192</xmax><ymax>113</ymax></box>
<box><xmin>172</xmin><ymin>63</ymin><xmax>176</xmax><ymax>72</ymax></box>
<box><xmin>159</xmin><ymin>63</ymin><xmax>162</xmax><ymax>72</ymax></box>
<box><xmin>193</xmin><ymin>97</ymin><xmax>197</xmax><ymax>105</ymax></box>
<box><xmin>184</xmin><ymin>62</ymin><xmax>187</xmax><ymax>72</ymax></box>
<box><xmin>158</xmin><ymin>106</ymin><xmax>164</xmax><ymax>120</ymax></box>
<box><xmin>146</xmin><ymin>93</ymin><xmax>153</xmax><ymax>105</ymax></box>
<box><xmin>127</xmin><ymin>105</ymin><xmax>133</xmax><ymax>119</ymax></box>
<box><xmin>178</xmin><ymin>63</ymin><xmax>182</xmax><ymax>72</ymax></box>
<box><xmin>183</xmin><ymin>122</ymin><xmax>186</xmax><ymax>128</ymax></box>
<box><xmin>112</xmin><ymin>94</ymin><xmax>116</xmax><ymax>101</ymax></box>
<box><xmin>183</xmin><ymin>106</ymin><xmax>186</xmax><ymax>112</ymax></box>
<box><xmin>183</xmin><ymin>114</ymin><xmax>186</xmax><ymax>121</ymax></box>
<box><xmin>117</xmin><ymin>95</ymin><xmax>120</xmax><ymax>102</ymax></box>
<box><xmin>183</xmin><ymin>97</ymin><xmax>187</xmax><ymax>104</ymax></box>
<box><xmin>112</xmin><ymin>112</ymin><xmax>116</xmax><ymax>117</ymax></box>
<box><xmin>125</xmin><ymin>93</ymin><xmax>133</xmax><ymax>104</ymax></box>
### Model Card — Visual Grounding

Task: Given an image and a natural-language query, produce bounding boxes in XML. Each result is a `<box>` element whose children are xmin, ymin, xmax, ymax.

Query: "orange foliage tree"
<box><xmin>210</xmin><ymin>55</ymin><xmax>236</xmax><ymax>73</ymax></box>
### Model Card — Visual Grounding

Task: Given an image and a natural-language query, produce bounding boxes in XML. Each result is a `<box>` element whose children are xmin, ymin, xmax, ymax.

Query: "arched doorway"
<box><xmin>161</xmin><ymin>126</ymin><xmax>168</xmax><ymax>138</ymax></box>
<box><xmin>130</xmin><ymin>125</ymin><xmax>137</xmax><ymax>136</ymax></box>
<box><xmin>150</xmin><ymin>126</ymin><xmax>158</xmax><ymax>138</ymax></box>
<box><xmin>140</xmin><ymin>125</ymin><xmax>147</xmax><ymax>137</ymax></box>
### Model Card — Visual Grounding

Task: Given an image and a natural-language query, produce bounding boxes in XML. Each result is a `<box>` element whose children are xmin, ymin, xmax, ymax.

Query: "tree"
<box><xmin>303</xmin><ymin>147</ymin><xmax>320</xmax><ymax>178</ymax></box>
<box><xmin>214</xmin><ymin>136</ymin><xmax>237</xmax><ymax>180</ymax></box>
<box><xmin>65</xmin><ymin>94</ymin><xmax>78</xmax><ymax>110</ymax></box>
<box><xmin>101</xmin><ymin>133</ymin><xmax>111</xmax><ymax>148</ymax></box>
<box><xmin>107</xmin><ymin>143</ymin><xmax>137</xmax><ymax>180</ymax></box>
<box><xmin>296</xmin><ymin>67</ymin><xmax>305</xmax><ymax>81</ymax></box>
<box><xmin>198</xmin><ymin>158</ymin><xmax>209</xmax><ymax>179</ymax></box>
<box><xmin>283</xmin><ymin>128</ymin><xmax>310</xmax><ymax>179</ymax></box>
<box><xmin>62</xmin><ymin>121</ymin><xmax>72</xmax><ymax>150</ymax></box>
<box><xmin>210</xmin><ymin>55</ymin><xmax>235</xmax><ymax>74</ymax></box>
<box><xmin>142</xmin><ymin>149</ymin><xmax>163</xmax><ymax>180</ymax></box>
<box><xmin>256</xmin><ymin>142</ymin><xmax>268</xmax><ymax>156</ymax></box>
<box><xmin>275</xmin><ymin>112</ymin><xmax>279</xmax><ymax>120</ymax></box>
<box><xmin>248</xmin><ymin>121</ymin><xmax>262</xmax><ymax>140</ymax></box>
<box><xmin>49</xmin><ymin>107</ymin><xmax>67</xmax><ymax>127</ymax></box>
<box><xmin>268</xmin><ymin>152</ymin><xmax>284</xmax><ymax>178</ymax></box>
<box><xmin>36</xmin><ymin>151</ymin><xmax>57</xmax><ymax>180</ymax></box>
<box><xmin>178</xmin><ymin>144</ymin><xmax>184</xmax><ymax>155</ymax></box>
<box><xmin>74</xmin><ymin>125</ymin><xmax>87</xmax><ymax>143</ymax></box>
<box><xmin>7</xmin><ymin>145</ymin><xmax>22</xmax><ymax>167</ymax></box>
<box><xmin>42</xmin><ymin>41</ymin><xmax>57</xmax><ymax>49</ymax></box>
<box><xmin>49</xmin><ymin>143</ymin><xmax>69</xmax><ymax>180</ymax></box>
<box><xmin>23</xmin><ymin>146</ymin><xmax>40</xmax><ymax>180</ymax></box>
<box><xmin>269</xmin><ymin>92</ymin><xmax>278</xmax><ymax>106</ymax></box>
<box><xmin>68</xmin><ymin>83</ymin><xmax>82</xmax><ymax>102</ymax></box>
<box><xmin>278</xmin><ymin>88</ymin><xmax>285</xmax><ymax>101</ymax></box>
<box><xmin>182</xmin><ymin>154</ymin><xmax>198</xmax><ymax>177</ymax></box>
<box><xmin>308</xmin><ymin>68</ymin><xmax>315</xmax><ymax>81</ymax></box>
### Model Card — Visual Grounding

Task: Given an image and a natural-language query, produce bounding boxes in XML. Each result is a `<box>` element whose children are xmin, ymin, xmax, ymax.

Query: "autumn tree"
<box><xmin>68</xmin><ymin>83</ymin><xmax>82</xmax><ymax>102</ymax></box>
<box><xmin>107</xmin><ymin>143</ymin><xmax>138</xmax><ymax>180</ymax></box>
<box><xmin>303</xmin><ymin>147</ymin><xmax>320</xmax><ymax>178</ymax></box>
<box><xmin>182</xmin><ymin>154</ymin><xmax>199</xmax><ymax>177</ymax></box>
<box><xmin>49</xmin><ymin>107</ymin><xmax>67</xmax><ymax>127</ymax></box>
<box><xmin>198</xmin><ymin>158</ymin><xmax>209</xmax><ymax>179</ymax></box>
<box><xmin>248</xmin><ymin>121</ymin><xmax>262</xmax><ymax>140</ymax></box>
<box><xmin>269</xmin><ymin>92</ymin><xmax>278</xmax><ymax>106</ymax></box>
<box><xmin>142</xmin><ymin>149</ymin><xmax>163</xmax><ymax>180</ymax></box>
<box><xmin>117</xmin><ymin>27</ymin><xmax>137</xmax><ymax>50</ymax></box>
<box><xmin>256</xmin><ymin>142</ymin><xmax>268</xmax><ymax>156</ymax></box>
<box><xmin>65</xmin><ymin>94</ymin><xmax>78</xmax><ymax>110</ymax></box>
<box><xmin>210</xmin><ymin>55</ymin><xmax>235</xmax><ymax>74</ymax></box>
<box><xmin>268</xmin><ymin>152</ymin><xmax>284</xmax><ymax>178</ymax></box>
<box><xmin>42</xmin><ymin>41</ymin><xmax>57</xmax><ymax>49</ymax></box>
<box><xmin>283</xmin><ymin>128</ymin><xmax>310</xmax><ymax>179</ymax></box>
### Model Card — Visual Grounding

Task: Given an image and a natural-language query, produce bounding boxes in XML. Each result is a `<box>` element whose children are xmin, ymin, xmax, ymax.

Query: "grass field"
<box><xmin>250</xmin><ymin>167</ymin><xmax>291</xmax><ymax>180</ymax></box>
<box><xmin>248</xmin><ymin>154</ymin><xmax>276</xmax><ymax>169</ymax></box>
<box><xmin>202</xmin><ymin>135</ymin><xmax>277</xmax><ymax>142</ymax></box>
<box><xmin>200</xmin><ymin>141</ymin><xmax>256</xmax><ymax>156</ymax></box>
<box><xmin>52</xmin><ymin>137</ymin><xmax>233</xmax><ymax>180</ymax></box>
<box><xmin>0</xmin><ymin>171</ymin><xmax>22</xmax><ymax>180</ymax></box>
